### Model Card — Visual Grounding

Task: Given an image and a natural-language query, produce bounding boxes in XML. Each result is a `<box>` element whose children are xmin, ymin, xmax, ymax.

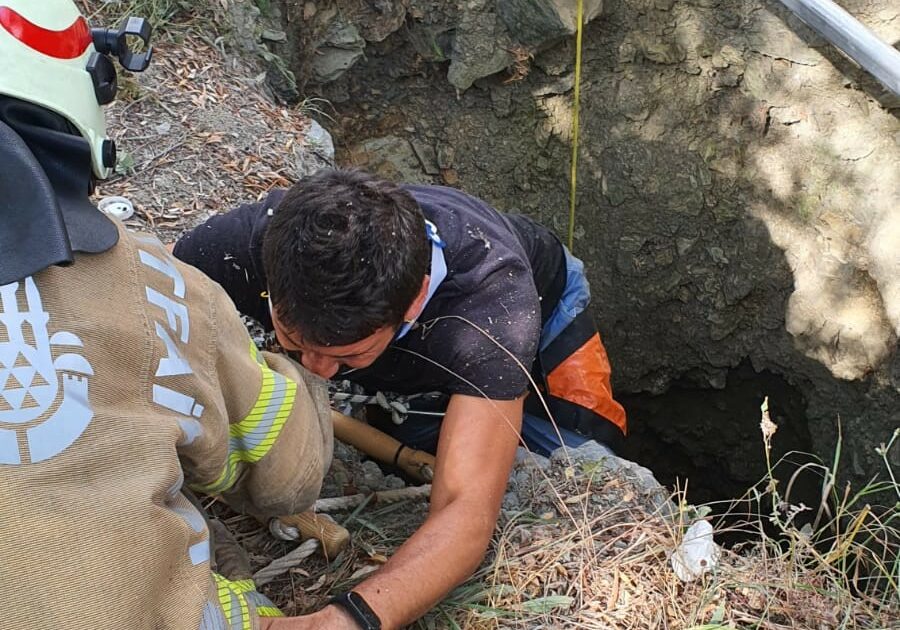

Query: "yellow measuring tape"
<box><xmin>567</xmin><ymin>0</ymin><xmax>584</xmax><ymax>252</ymax></box>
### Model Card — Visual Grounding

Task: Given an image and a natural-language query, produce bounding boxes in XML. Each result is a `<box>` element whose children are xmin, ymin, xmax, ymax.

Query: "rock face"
<box><xmin>234</xmin><ymin>0</ymin><xmax>608</xmax><ymax>93</ymax></box>
<box><xmin>256</xmin><ymin>0</ymin><xmax>899</xmax><ymax>498</ymax></box>
<box><xmin>497</xmin><ymin>0</ymin><xmax>604</xmax><ymax>48</ymax></box>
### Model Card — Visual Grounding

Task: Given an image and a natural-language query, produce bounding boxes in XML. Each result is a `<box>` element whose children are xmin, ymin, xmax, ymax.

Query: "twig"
<box><xmin>140</xmin><ymin>134</ymin><xmax>189</xmax><ymax>170</ymax></box>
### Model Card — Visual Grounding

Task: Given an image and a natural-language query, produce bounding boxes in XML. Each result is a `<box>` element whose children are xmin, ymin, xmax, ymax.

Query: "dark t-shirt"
<box><xmin>174</xmin><ymin>185</ymin><xmax>565</xmax><ymax>400</ymax></box>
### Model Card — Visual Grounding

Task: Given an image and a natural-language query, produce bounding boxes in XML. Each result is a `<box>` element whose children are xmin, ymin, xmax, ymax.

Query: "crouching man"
<box><xmin>174</xmin><ymin>168</ymin><xmax>628</xmax><ymax>628</ymax></box>
<box><xmin>0</xmin><ymin>3</ymin><xmax>331</xmax><ymax>628</ymax></box>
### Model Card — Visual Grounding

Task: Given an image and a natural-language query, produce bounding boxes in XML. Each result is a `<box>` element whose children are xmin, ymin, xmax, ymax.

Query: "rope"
<box><xmin>567</xmin><ymin>0</ymin><xmax>585</xmax><ymax>252</ymax></box>
<box><xmin>252</xmin><ymin>538</ymin><xmax>319</xmax><ymax>586</ymax></box>
<box><xmin>313</xmin><ymin>484</ymin><xmax>432</xmax><ymax>513</ymax></box>
<box><xmin>330</xmin><ymin>380</ymin><xmax>444</xmax><ymax>425</ymax></box>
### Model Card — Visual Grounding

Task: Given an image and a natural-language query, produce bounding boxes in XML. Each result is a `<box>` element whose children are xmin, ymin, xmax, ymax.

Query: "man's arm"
<box><xmin>265</xmin><ymin>393</ymin><xmax>523</xmax><ymax>629</ymax></box>
<box><xmin>354</xmin><ymin>394</ymin><xmax>523</xmax><ymax>627</ymax></box>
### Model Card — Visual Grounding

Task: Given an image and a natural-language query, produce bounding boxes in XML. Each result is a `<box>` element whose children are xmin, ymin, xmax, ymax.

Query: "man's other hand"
<box><xmin>258</xmin><ymin>605</ymin><xmax>358</xmax><ymax>629</ymax></box>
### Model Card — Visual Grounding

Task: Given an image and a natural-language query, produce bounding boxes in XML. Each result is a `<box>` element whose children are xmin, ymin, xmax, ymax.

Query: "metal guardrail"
<box><xmin>779</xmin><ymin>0</ymin><xmax>900</xmax><ymax>97</ymax></box>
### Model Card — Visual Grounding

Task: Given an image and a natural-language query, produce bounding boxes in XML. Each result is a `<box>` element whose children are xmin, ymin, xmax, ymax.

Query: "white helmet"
<box><xmin>0</xmin><ymin>0</ymin><xmax>153</xmax><ymax>286</ymax></box>
<box><xmin>0</xmin><ymin>0</ymin><xmax>151</xmax><ymax>178</ymax></box>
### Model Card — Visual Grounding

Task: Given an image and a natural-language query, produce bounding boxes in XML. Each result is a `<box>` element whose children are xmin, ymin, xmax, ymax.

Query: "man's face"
<box><xmin>270</xmin><ymin>309</ymin><xmax>396</xmax><ymax>378</ymax></box>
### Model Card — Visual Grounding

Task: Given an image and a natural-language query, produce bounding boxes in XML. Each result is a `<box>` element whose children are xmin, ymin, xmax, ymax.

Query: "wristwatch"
<box><xmin>330</xmin><ymin>591</ymin><xmax>382</xmax><ymax>630</ymax></box>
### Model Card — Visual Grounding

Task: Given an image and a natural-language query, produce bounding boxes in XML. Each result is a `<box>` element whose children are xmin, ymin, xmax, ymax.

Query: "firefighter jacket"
<box><xmin>0</xmin><ymin>223</ymin><xmax>333</xmax><ymax>629</ymax></box>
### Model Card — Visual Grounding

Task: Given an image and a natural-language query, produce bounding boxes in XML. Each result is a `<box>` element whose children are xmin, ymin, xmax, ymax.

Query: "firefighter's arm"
<box><xmin>185</xmin><ymin>281</ymin><xmax>333</xmax><ymax>517</ymax></box>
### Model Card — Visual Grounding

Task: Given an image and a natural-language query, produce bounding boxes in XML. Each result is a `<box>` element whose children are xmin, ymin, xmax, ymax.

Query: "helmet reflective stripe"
<box><xmin>0</xmin><ymin>7</ymin><xmax>92</xmax><ymax>59</ymax></box>
<box><xmin>0</xmin><ymin>1</ymin><xmax>111</xmax><ymax>178</ymax></box>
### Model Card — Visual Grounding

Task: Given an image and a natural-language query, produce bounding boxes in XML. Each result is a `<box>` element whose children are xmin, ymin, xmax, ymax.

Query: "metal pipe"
<box><xmin>778</xmin><ymin>0</ymin><xmax>900</xmax><ymax>97</ymax></box>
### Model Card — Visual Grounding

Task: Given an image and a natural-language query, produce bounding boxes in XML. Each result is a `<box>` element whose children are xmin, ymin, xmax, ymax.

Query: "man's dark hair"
<box><xmin>262</xmin><ymin>168</ymin><xmax>430</xmax><ymax>346</ymax></box>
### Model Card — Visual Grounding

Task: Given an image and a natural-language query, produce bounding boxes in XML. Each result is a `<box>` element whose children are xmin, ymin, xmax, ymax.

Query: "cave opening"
<box><xmin>619</xmin><ymin>360</ymin><xmax>822</xmax><ymax>539</ymax></box>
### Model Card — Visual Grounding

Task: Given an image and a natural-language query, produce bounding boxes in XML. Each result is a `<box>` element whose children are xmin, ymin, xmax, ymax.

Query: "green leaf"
<box><xmin>114</xmin><ymin>151</ymin><xmax>135</xmax><ymax>176</ymax></box>
<box><xmin>519</xmin><ymin>595</ymin><xmax>575</xmax><ymax>613</ymax></box>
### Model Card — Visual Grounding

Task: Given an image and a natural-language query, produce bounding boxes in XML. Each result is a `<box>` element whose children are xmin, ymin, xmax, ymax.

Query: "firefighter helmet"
<box><xmin>0</xmin><ymin>0</ymin><xmax>152</xmax><ymax>285</ymax></box>
<box><xmin>0</xmin><ymin>0</ymin><xmax>151</xmax><ymax>178</ymax></box>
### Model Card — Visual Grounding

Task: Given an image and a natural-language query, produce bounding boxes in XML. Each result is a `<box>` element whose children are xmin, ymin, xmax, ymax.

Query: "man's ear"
<box><xmin>403</xmin><ymin>275</ymin><xmax>431</xmax><ymax>322</ymax></box>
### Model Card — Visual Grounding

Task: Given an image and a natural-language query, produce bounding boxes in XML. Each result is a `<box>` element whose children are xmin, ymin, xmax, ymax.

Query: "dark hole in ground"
<box><xmin>619</xmin><ymin>359</ymin><xmax>823</xmax><ymax>541</ymax></box>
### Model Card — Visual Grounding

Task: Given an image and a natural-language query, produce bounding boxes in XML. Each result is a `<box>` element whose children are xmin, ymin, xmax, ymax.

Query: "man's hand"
<box><xmin>258</xmin><ymin>605</ymin><xmax>357</xmax><ymax>629</ymax></box>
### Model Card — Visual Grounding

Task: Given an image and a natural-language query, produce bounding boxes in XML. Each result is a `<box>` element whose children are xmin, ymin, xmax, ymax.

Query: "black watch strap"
<box><xmin>330</xmin><ymin>591</ymin><xmax>382</xmax><ymax>630</ymax></box>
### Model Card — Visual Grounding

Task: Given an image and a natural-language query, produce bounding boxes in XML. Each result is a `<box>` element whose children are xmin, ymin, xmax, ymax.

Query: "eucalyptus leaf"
<box><xmin>520</xmin><ymin>595</ymin><xmax>575</xmax><ymax>613</ymax></box>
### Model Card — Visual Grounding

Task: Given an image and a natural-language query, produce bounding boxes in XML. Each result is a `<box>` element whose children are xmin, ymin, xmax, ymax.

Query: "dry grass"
<box><xmin>455</xmin><ymin>473</ymin><xmax>896</xmax><ymax>629</ymax></box>
<box><xmin>208</xmin><ymin>435</ymin><xmax>898</xmax><ymax>629</ymax></box>
<box><xmin>230</xmin><ymin>425</ymin><xmax>898</xmax><ymax>629</ymax></box>
<box><xmin>503</xmin><ymin>45</ymin><xmax>534</xmax><ymax>84</ymax></box>
<box><xmin>415</xmin><ymin>414</ymin><xmax>899</xmax><ymax>629</ymax></box>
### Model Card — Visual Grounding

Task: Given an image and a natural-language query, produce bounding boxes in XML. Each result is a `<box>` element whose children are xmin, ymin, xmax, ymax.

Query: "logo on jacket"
<box><xmin>0</xmin><ymin>277</ymin><xmax>94</xmax><ymax>464</ymax></box>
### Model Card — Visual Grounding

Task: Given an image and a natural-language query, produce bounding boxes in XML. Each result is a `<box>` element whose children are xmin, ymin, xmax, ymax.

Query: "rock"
<box><xmin>502</xmin><ymin>490</ymin><xmax>520</xmax><ymax>511</ymax></box>
<box><xmin>636</xmin><ymin>34</ymin><xmax>686</xmax><ymax>65</ymax></box>
<box><xmin>292</xmin><ymin>119</ymin><xmax>335</xmax><ymax>177</ymax></box>
<box><xmin>224</xmin><ymin>0</ymin><xmax>302</xmax><ymax>100</ymax></box>
<box><xmin>261</xmin><ymin>29</ymin><xmax>288</xmax><ymax>42</ymax></box>
<box><xmin>515</xmin><ymin>446</ymin><xmax>550</xmax><ymax>469</ymax></box>
<box><xmin>533</xmin><ymin>53</ymin><xmax>570</xmax><ymax>76</ymax></box>
<box><xmin>445</xmin><ymin>0</ymin><xmax>605</xmax><ymax>90</ymax></box>
<box><xmin>346</xmin><ymin>136</ymin><xmax>433</xmax><ymax>183</ymax></box>
<box><xmin>504</xmin><ymin>447</ymin><xmax>552</xmax><ymax>511</ymax></box>
<box><xmin>357</xmin><ymin>460</ymin><xmax>386</xmax><ymax>493</ymax></box>
<box><xmin>305</xmin><ymin>119</ymin><xmax>335</xmax><ymax>161</ymax></box>
<box><xmin>551</xmin><ymin>441</ymin><xmax>673</xmax><ymax>514</ymax></box>
<box><xmin>497</xmin><ymin>0</ymin><xmax>604</xmax><ymax>48</ymax></box>
<box><xmin>410</xmin><ymin>139</ymin><xmax>440</xmax><ymax>175</ymax></box>
<box><xmin>436</xmin><ymin>143</ymin><xmax>455</xmax><ymax>170</ymax></box>
<box><xmin>227</xmin><ymin>0</ymin><xmax>262</xmax><ymax>53</ymax></box>
<box><xmin>342</xmin><ymin>0</ymin><xmax>408</xmax><ymax>43</ymax></box>
<box><xmin>447</xmin><ymin>8</ymin><xmax>514</xmax><ymax>91</ymax></box>
<box><xmin>312</xmin><ymin>19</ymin><xmax>366</xmax><ymax>83</ymax></box>
<box><xmin>531</xmin><ymin>74</ymin><xmax>575</xmax><ymax>97</ymax></box>
<box><xmin>550</xmin><ymin>440</ymin><xmax>615</xmax><ymax>466</ymax></box>
<box><xmin>383</xmin><ymin>474</ymin><xmax>407</xmax><ymax>490</ymax></box>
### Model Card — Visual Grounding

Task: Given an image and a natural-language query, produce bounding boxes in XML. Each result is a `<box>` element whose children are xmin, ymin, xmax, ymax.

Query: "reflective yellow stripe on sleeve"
<box><xmin>213</xmin><ymin>574</ymin><xmax>252</xmax><ymax>630</ymax></box>
<box><xmin>255</xmin><ymin>607</ymin><xmax>284</xmax><ymax>618</ymax></box>
<box><xmin>194</xmin><ymin>342</ymin><xmax>297</xmax><ymax>495</ymax></box>
<box><xmin>212</xmin><ymin>574</ymin><xmax>283</xmax><ymax>629</ymax></box>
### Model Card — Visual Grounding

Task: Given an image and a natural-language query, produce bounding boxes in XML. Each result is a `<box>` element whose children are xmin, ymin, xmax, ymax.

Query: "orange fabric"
<box><xmin>546</xmin><ymin>333</ymin><xmax>627</xmax><ymax>434</ymax></box>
